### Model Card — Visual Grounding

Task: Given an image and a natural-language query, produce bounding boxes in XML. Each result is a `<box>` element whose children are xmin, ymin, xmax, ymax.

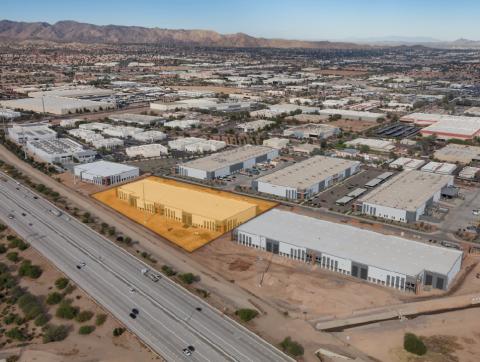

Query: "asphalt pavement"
<box><xmin>0</xmin><ymin>172</ymin><xmax>293</xmax><ymax>362</ymax></box>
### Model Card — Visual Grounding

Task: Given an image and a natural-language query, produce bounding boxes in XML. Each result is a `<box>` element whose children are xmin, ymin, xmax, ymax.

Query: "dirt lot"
<box><xmin>326</xmin><ymin>118</ymin><xmax>378</xmax><ymax>133</ymax></box>
<box><xmin>0</xmin><ymin>228</ymin><xmax>157</xmax><ymax>362</ymax></box>
<box><xmin>93</xmin><ymin>176</ymin><xmax>277</xmax><ymax>251</ymax></box>
<box><xmin>339</xmin><ymin>307</ymin><xmax>480</xmax><ymax>362</ymax></box>
<box><xmin>193</xmin><ymin>234</ymin><xmax>405</xmax><ymax>320</ymax></box>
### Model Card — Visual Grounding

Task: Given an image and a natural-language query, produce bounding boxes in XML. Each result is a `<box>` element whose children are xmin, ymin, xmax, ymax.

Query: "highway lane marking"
<box><xmin>0</xmin><ymin>189</ymin><xmax>222</xmax><ymax>362</ymax></box>
<box><xmin>3</xmin><ymin>177</ymin><xmax>289</xmax><ymax>360</ymax></box>
<box><xmin>1</xmin><ymin>174</ymin><xmax>293</xmax><ymax>361</ymax></box>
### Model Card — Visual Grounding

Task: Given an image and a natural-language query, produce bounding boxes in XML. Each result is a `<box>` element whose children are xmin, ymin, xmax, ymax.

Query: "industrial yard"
<box><xmin>93</xmin><ymin>176</ymin><xmax>277</xmax><ymax>251</ymax></box>
<box><xmin>1</xmin><ymin>11</ymin><xmax>480</xmax><ymax>361</ymax></box>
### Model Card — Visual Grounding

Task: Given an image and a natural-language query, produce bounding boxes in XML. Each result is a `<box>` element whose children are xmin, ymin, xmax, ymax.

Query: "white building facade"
<box><xmin>74</xmin><ymin>161</ymin><xmax>139</xmax><ymax>186</ymax></box>
<box><xmin>234</xmin><ymin>209</ymin><xmax>462</xmax><ymax>291</ymax></box>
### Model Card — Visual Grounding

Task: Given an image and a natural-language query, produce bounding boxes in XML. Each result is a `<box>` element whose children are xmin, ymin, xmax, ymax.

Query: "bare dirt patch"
<box><xmin>326</xmin><ymin>118</ymin><xmax>378</xmax><ymax>133</ymax></box>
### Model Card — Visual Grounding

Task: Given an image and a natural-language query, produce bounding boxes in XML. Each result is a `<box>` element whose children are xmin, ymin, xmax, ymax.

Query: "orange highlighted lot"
<box><xmin>93</xmin><ymin>176</ymin><xmax>277</xmax><ymax>252</ymax></box>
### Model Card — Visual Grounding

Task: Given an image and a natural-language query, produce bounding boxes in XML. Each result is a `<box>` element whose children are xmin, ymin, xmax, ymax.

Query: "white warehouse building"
<box><xmin>283</xmin><ymin>123</ymin><xmax>340</xmax><ymax>139</ymax></box>
<box><xmin>359</xmin><ymin>170</ymin><xmax>454</xmax><ymax>223</ymax></box>
<box><xmin>74</xmin><ymin>160</ymin><xmax>139</xmax><ymax>186</ymax></box>
<box><xmin>126</xmin><ymin>144</ymin><xmax>168</xmax><ymax>158</ymax></box>
<box><xmin>254</xmin><ymin>156</ymin><xmax>361</xmax><ymax>200</ymax></box>
<box><xmin>234</xmin><ymin>209</ymin><xmax>463</xmax><ymax>291</ymax></box>
<box><xmin>168</xmin><ymin>137</ymin><xmax>226</xmax><ymax>153</ymax></box>
<box><xmin>178</xmin><ymin>145</ymin><xmax>278</xmax><ymax>180</ymax></box>
<box><xmin>26</xmin><ymin>138</ymin><xmax>96</xmax><ymax>165</ymax></box>
<box><xmin>132</xmin><ymin>130</ymin><xmax>167</xmax><ymax>143</ymax></box>
<box><xmin>8</xmin><ymin>123</ymin><xmax>57</xmax><ymax>144</ymax></box>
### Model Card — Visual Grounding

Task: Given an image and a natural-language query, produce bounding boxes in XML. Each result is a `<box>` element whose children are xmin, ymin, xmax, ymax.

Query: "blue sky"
<box><xmin>2</xmin><ymin>0</ymin><xmax>479</xmax><ymax>41</ymax></box>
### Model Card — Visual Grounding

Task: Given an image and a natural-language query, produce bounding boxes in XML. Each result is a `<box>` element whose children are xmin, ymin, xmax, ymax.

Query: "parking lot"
<box><xmin>221</xmin><ymin>155</ymin><xmax>303</xmax><ymax>191</ymax></box>
<box><xmin>305</xmin><ymin>167</ymin><xmax>395</xmax><ymax>212</ymax></box>
<box><xmin>436</xmin><ymin>186</ymin><xmax>480</xmax><ymax>237</ymax></box>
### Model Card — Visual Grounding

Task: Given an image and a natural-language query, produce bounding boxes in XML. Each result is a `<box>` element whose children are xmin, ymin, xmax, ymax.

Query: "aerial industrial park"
<box><xmin>1</xmin><ymin>2</ymin><xmax>480</xmax><ymax>362</ymax></box>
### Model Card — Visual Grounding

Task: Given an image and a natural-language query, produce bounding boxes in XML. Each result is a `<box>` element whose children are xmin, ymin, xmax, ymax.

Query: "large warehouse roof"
<box><xmin>359</xmin><ymin>170</ymin><xmax>453</xmax><ymax>211</ymax></box>
<box><xmin>257</xmin><ymin>156</ymin><xmax>360</xmax><ymax>189</ymax></box>
<box><xmin>237</xmin><ymin>209</ymin><xmax>462</xmax><ymax>277</ymax></box>
<box><xmin>74</xmin><ymin>160</ymin><xmax>138</xmax><ymax>177</ymax></box>
<box><xmin>434</xmin><ymin>144</ymin><xmax>480</xmax><ymax>164</ymax></box>
<box><xmin>421</xmin><ymin>118</ymin><xmax>480</xmax><ymax>138</ymax></box>
<box><xmin>181</xmin><ymin>145</ymin><xmax>274</xmax><ymax>172</ymax></box>
<box><xmin>119</xmin><ymin>177</ymin><xmax>256</xmax><ymax>220</ymax></box>
<box><xmin>0</xmin><ymin>96</ymin><xmax>112</xmax><ymax>115</ymax></box>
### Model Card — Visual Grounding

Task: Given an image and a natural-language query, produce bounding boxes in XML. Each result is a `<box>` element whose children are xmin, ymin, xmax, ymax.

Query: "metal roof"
<box><xmin>236</xmin><ymin>209</ymin><xmax>462</xmax><ymax>277</ymax></box>
<box><xmin>359</xmin><ymin>170</ymin><xmax>453</xmax><ymax>211</ymax></box>
<box><xmin>74</xmin><ymin>161</ymin><xmax>138</xmax><ymax>177</ymax></box>
<box><xmin>256</xmin><ymin>156</ymin><xmax>360</xmax><ymax>190</ymax></box>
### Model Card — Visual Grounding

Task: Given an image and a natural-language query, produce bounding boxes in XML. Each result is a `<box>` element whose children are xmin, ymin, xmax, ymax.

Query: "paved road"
<box><xmin>0</xmin><ymin>173</ymin><xmax>293</xmax><ymax>362</ymax></box>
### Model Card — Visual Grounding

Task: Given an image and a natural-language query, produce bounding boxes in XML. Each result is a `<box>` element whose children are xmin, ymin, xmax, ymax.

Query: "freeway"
<box><xmin>0</xmin><ymin>173</ymin><xmax>293</xmax><ymax>362</ymax></box>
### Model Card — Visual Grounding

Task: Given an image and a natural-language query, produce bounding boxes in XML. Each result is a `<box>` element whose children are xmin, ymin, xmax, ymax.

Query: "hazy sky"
<box><xmin>3</xmin><ymin>0</ymin><xmax>479</xmax><ymax>41</ymax></box>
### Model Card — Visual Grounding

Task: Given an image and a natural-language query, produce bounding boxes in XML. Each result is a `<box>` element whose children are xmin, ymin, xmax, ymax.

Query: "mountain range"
<box><xmin>0</xmin><ymin>20</ymin><xmax>479</xmax><ymax>49</ymax></box>
<box><xmin>0</xmin><ymin>20</ymin><xmax>364</xmax><ymax>49</ymax></box>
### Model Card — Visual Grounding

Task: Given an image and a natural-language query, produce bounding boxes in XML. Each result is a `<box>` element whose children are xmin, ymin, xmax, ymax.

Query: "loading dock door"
<box><xmin>435</xmin><ymin>277</ymin><xmax>445</xmax><ymax>290</ymax></box>
<box><xmin>351</xmin><ymin>265</ymin><xmax>359</xmax><ymax>278</ymax></box>
<box><xmin>266</xmin><ymin>239</ymin><xmax>279</xmax><ymax>254</ymax></box>
<box><xmin>360</xmin><ymin>267</ymin><xmax>368</xmax><ymax>280</ymax></box>
<box><xmin>425</xmin><ymin>273</ymin><xmax>433</xmax><ymax>286</ymax></box>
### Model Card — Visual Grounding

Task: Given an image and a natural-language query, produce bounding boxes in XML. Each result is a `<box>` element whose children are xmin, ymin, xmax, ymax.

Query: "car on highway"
<box><xmin>473</xmin><ymin>209</ymin><xmax>480</xmax><ymax>216</ymax></box>
<box><xmin>129</xmin><ymin>312</ymin><xmax>137</xmax><ymax>319</ymax></box>
<box><xmin>21</xmin><ymin>212</ymin><xmax>26</xmax><ymax>216</ymax></box>
<box><xmin>129</xmin><ymin>286</ymin><xmax>136</xmax><ymax>293</ymax></box>
<box><xmin>33</xmin><ymin>196</ymin><xmax>38</xmax><ymax>199</ymax></box>
<box><xmin>131</xmin><ymin>308</ymin><xmax>139</xmax><ymax>315</ymax></box>
<box><xmin>76</xmin><ymin>262</ymin><xmax>86</xmax><ymax>270</ymax></box>
<box><xmin>50</xmin><ymin>209</ymin><xmax>62</xmax><ymax>217</ymax></box>
<box><xmin>183</xmin><ymin>346</ymin><xmax>195</xmax><ymax>356</ymax></box>
<box><xmin>8</xmin><ymin>214</ymin><xmax>14</xmax><ymax>219</ymax></box>
<box><xmin>141</xmin><ymin>268</ymin><xmax>161</xmax><ymax>282</ymax></box>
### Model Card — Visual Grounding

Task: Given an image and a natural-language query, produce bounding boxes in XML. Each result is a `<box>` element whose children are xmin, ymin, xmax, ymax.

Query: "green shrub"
<box><xmin>404</xmin><ymin>333</ymin><xmax>427</xmax><ymax>356</ymax></box>
<box><xmin>0</xmin><ymin>261</ymin><xmax>9</xmax><ymax>273</ymax></box>
<box><xmin>46</xmin><ymin>292</ymin><xmax>63</xmax><ymax>305</ymax></box>
<box><xmin>6</xmin><ymin>252</ymin><xmax>20</xmax><ymax>263</ymax></box>
<box><xmin>0</xmin><ymin>244</ymin><xmax>7</xmax><ymax>254</ymax></box>
<box><xmin>179</xmin><ymin>272</ymin><xmax>196</xmax><ymax>284</ymax></box>
<box><xmin>55</xmin><ymin>277</ymin><xmax>69</xmax><ymax>290</ymax></box>
<box><xmin>34</xmin><ymin>313</ymin><xmax>49</xmax><ymax>327</ymax></box>
<box><xmin>7</xmin><ymin>237</ymin><xmax>29</xmax><ymax>251</ymax></box>
<box><xmin>161</xmin><ymin>265</ymin><xmax>176</xmax><ymax>276</ymax></box>
<box><xmin>79</xmin><ymin>325</ymin><xmax>95</xmax><ymax>335</ymax></box>
<box><xmin>42</xmin><ymin>324</ymin><xmax>69</xmax><ymax>343</ymax></box>
<box><xmin>6</xmin><ymin>286</ymin><xmax>24</xmax><ymax>304</ymax></box>
<box><xmin>63</xmin><ymin>284</ymin><xmax>76</xmax><ymax>295</ymax></box>
<box><xmin>235</xmin><ymin>308</ymin><xmax>258</xmax><ymax>322</ymax></box>
<box><xmin>5</xmin><ymin>327</ymin><xmax>27</xmax><ymax>341</ymax></box>
<box><xmin>0</xmin><ymin>223</ymin><xmax>6</xmax><ymax>232</ymax></box>
<box><xmin>113</xmin><ymin>327</ymin><xmax>125</xmax><ymax>337</ymax></box>
<box><xmin>279</xmin><ymin>336</ymin><xmax>304</xmax><ymax>357</ymax></box>
<box><xmin>17</xmin><ymin>293</ymin><xmax>43</xmax><ymax>320</ymax></box>
<box><xmin>18</xmin><ymin>260</ymin><xmax>42</xmax><ymax>279</ymax></box>
<box><xmin>14</xmin><ymin>315</ymin><xmax>25</xmax><ymax>325</ymax></box>
<box><xmin>0</xmin><ymin>271</ymin><xmax>17</xmax><ymax>290</ymax></box>
<box><xmin>4</xmin><ymin>313</ymin><xmax>17</xmax><ymax>325</ymax></box>
<box><xmin>56</xmin><ymin>301</ymin><xmax>78</xmax><ymax>320</ymax></box>
<box><xmin>75</xmin><ymin>310</ymin><xmax>94</xmax><ymax>323</ymax></box>
<box><xmin>95</xmin><ymin>313</ymin><xmax>107</xmax><ymax>326</ymax></box>
<box><xmin>6</xmin><ymin>355</ymin><xmax>20</xmax><ymax>362</ymax></box>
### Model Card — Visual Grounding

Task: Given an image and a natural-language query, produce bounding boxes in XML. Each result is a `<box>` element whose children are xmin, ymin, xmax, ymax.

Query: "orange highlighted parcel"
<box><xmin>93</xmin><ymin>176</ymin><xmax>277</xmax><ymax>252</ymax></box>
